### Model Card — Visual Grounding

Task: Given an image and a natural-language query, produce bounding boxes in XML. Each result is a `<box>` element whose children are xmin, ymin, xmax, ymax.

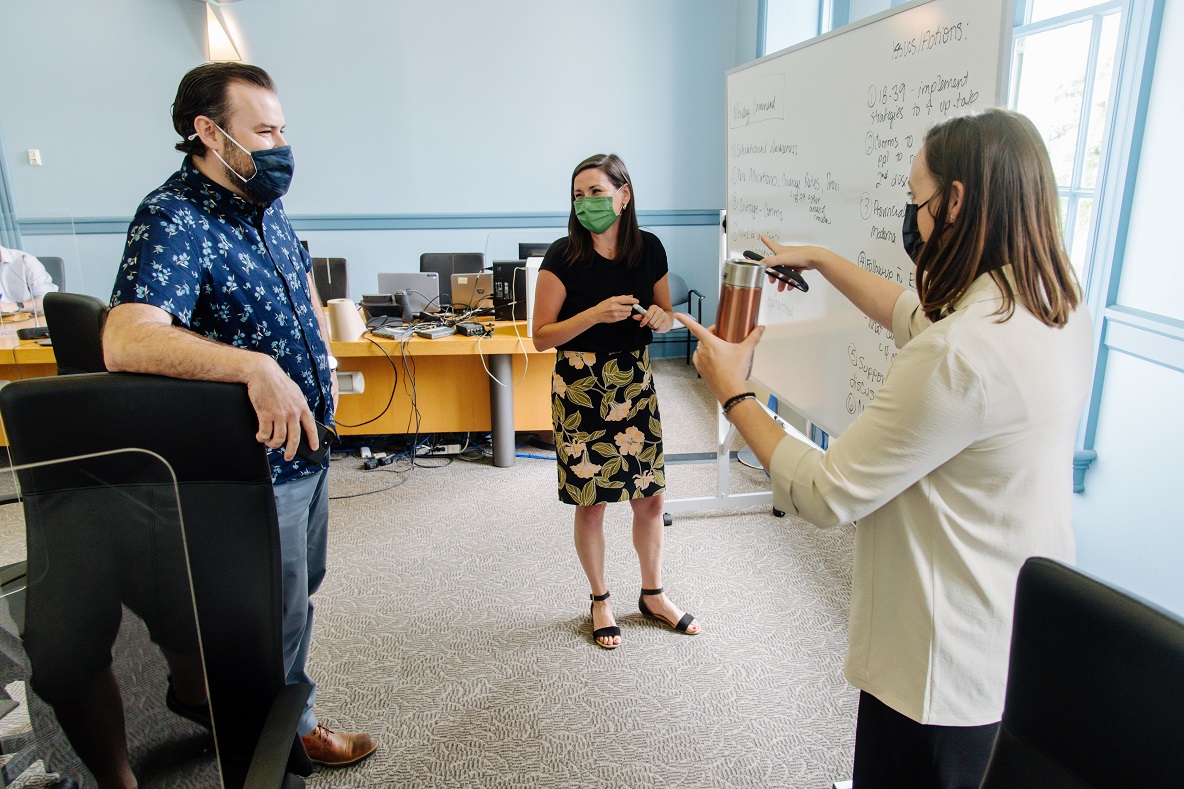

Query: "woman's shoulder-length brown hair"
<box><xmin>916</xmin><ymin>108</ymin><xmax>1082</xmax><ymax>328</ymax></box>
<box><xmin>564</xmin><ymin>153</ymin><xmax>644</xmax><ymax>268</ymax></box>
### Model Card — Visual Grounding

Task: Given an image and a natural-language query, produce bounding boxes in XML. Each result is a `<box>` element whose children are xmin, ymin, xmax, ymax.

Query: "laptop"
<box><xmin>450</xmin><ymin>272</ymin><xmax>493</xmax><ymax>312</ymax></box>
<box><xmin>376</xmin><ymin>272</ymin><xmax>442</xmax><ymax>316</ymax></box>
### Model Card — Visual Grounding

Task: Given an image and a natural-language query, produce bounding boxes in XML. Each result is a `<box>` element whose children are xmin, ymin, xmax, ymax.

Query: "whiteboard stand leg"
<box><xmin>664</xmin><ymin>411</ymin><xmax>774</xmax><ymax>520</ymax></box>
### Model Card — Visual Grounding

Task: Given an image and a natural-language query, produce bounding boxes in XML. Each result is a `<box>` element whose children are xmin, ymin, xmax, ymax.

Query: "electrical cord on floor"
<box><xmin>327</xmin><ymin>469</ymin><xmax>411</xmax><ymax>500</ymax></box>
<box><xmin>326</xmin><ymin>447</ymin><xmax>413</xmax><ymax>500</ymax></box>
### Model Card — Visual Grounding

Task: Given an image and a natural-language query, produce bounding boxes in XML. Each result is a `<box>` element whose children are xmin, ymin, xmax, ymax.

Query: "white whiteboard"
<box><xmin>726</xmin><ymin>0</ymin><xmax>1011</xmax><ymax>436</ymax></box>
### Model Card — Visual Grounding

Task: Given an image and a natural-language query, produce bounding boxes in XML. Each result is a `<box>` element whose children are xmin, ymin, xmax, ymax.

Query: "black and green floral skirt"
<box><xmin>551</xmin><ymin>347</ymin><xmax>665</xmax><ymax>506</ymax></box>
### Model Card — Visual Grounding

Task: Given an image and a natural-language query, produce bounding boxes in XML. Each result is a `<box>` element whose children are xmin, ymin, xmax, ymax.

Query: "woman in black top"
<box><xmin>533</xmin><ymin>153</ymin><xmax>700</xmax><ymax>649</ymax></box>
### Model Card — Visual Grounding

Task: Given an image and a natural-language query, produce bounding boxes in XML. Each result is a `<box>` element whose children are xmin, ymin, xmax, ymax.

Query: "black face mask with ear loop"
<box><xmin>901</xmin><ymin>195</ymin><xmax>933</xmax><ymax>262</ymax></box>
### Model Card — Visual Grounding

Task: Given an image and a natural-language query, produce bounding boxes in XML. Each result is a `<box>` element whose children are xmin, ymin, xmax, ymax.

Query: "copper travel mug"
<box><xmin>714</xmin><ymin>259</ymin><xmax>764</xmax><ymax>343</ymax></box>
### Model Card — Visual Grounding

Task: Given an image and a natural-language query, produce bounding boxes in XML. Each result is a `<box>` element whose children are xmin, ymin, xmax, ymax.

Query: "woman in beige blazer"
<box><xmin>682</xmin><ymin>108</ymin><xmax>1093</xmax><ymax>789</ymax></box>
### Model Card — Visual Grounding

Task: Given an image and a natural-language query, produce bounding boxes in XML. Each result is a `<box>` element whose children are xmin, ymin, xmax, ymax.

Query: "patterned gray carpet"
<box><xmin>304</xmin><ymin>359</ymin><xmax>857</xmax><ymax>788</ymax></box>
<box><xmin>0</xmin><ymin>359</ymin><xmax>857</xmax><ymax>788</ymax></box>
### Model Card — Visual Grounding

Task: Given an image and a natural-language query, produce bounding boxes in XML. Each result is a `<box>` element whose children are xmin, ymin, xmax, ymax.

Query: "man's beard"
<box><xmin>221</xmin><ymin>142</ymin><xmax>268</xmax><ymax>205</ymax></box>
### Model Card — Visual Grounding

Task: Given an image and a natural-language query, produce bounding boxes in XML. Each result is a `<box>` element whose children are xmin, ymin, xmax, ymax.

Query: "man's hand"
<box><xmin>246</xmin><ymin>355</ymin><xmax>319</xmax><ymax>462</ymax></box>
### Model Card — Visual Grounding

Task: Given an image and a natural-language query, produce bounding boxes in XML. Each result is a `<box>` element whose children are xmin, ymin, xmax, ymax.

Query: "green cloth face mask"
<box><xmin>574</xmin><ymin>195</ymin><xmax>620</xmax><ymax>234</ymax></box>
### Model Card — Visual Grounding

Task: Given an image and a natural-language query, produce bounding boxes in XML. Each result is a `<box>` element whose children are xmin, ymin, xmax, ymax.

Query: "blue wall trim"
<box><xmin>19</xmin><ymin>217</ymin><xmax>129</xmax><ymax>235</ymax></box>
<box><xmin>1073</xmin><ymin>449</ymin><xmax>1097</xmax><ymax>493</ymax></box>
<box><xmin>18</xmin><ymin>209</ymin><xmax>724</xmax><ymax>236</ymax></box>
<box><xmin>1103</xmin><ymin>306</ymin><xmax>1184</xmax><ymax>375</ymax></box>
<box><xmin>757</xmin><ymin>0</ymin><xmax>768</xmax><ymax>58</ymax></box>
<box><xmin>1075</xmin><ymin>0</ymin><xmax>1166</xmax><ymax>493</ymax></box>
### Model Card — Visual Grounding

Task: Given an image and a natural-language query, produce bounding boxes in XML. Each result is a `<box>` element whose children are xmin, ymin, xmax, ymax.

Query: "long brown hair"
<box><xmin>565</xmin><ymin>153</ymin><xmax>644</xmax><ymax>268</ymax></box>
<box><xmin>915</xmin><ymin>109</ymin><xmax>1081</xmax><ymax>327</ymax></box>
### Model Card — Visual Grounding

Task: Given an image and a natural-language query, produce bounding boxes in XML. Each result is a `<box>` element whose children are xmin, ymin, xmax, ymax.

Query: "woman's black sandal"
<box><xmin>638</xmin><ymin>587</ymin><xmax>699</xmax><ymax>634</ymax></box>
<box><xmin>590</xmin><ymin>591</ymin><xmax>621</xmax><ymax>649</ymax></box>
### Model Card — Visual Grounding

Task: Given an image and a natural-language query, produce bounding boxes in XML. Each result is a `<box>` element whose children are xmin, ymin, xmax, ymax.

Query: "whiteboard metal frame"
<box><xmin>667</xmin><ymin>0</ymin><xmax>1015</xmax><ymax>519</ymax></box>
<box><xmin>730</xmin><ymin>0</ymin><xmax>1015</xmax><ymax>110</ymax></box>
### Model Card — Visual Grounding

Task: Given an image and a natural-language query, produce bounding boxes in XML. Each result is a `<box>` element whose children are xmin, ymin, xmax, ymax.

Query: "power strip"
<box><xmin>415</xmin><ymin>443</ymin><xmax>463</xmax><ymax>457</ymax></box>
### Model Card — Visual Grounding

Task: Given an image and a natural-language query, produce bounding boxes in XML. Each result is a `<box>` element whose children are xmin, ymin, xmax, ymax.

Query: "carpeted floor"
<box><xmin>302</xmin><ymin>359</ymin><xmax>857</xmax><ymax>788</ymax></box>
<box><xmin>0</xmin><ymin>358</ymin><xmax>858</xmax><ymax>788</ymax></box>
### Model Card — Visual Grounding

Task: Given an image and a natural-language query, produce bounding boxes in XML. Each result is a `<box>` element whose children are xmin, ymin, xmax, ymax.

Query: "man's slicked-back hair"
<box><xmin>172</xmin><ymin>63</ymin><xmax>275</xmax><ymax>157</ymax></box>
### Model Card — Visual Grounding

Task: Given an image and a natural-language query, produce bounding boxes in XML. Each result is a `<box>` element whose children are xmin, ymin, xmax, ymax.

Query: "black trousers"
<box><xmin>852</xmin><ymin>691</ymin><xmax>1000</xmax><ymax>789</ymax></box>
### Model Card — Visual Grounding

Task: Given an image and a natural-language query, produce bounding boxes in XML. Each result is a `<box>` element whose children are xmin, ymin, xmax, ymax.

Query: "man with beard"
<box><xmin>97</xmin><ymin>63</ymin><xmax>377</xmax><ymax>784</ymax></box>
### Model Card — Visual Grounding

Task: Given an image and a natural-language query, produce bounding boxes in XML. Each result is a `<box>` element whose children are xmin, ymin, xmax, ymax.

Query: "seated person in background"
<box><xmin>0</xmin><ymin>244</ymin><xmax>59</xmax><ymax>312</ymax></box>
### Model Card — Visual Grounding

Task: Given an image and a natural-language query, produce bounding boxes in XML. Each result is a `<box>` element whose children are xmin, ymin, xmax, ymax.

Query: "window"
<box><xmin>1010</xmin><ymin>1</ymin><xmax>1123</xmax><ymax>280</ymax></box>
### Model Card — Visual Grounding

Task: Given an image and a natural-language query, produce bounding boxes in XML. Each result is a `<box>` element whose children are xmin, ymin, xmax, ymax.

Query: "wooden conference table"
<box><xmin>330</xmin><ymin>322</ymin><xmax>554</xmax><ymax>466</ymax></box>
<box><xmin>0</xmin><ymin>318</ymin><xmax>556</xmax><ymax>467</ymax></box>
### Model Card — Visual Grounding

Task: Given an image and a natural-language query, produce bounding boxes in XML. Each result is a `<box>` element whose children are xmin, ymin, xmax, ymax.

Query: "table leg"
<box><xmin>488</xmin><ymin>353</ymin><xmax>515</xmax><ymax>467</ymax></box>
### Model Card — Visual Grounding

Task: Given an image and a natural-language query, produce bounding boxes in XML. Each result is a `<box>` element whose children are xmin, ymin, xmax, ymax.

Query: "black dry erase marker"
<box><xmin>744</xmin><ymin>250</ymin><xmax>809</xmax><ymax>292</ymax></box>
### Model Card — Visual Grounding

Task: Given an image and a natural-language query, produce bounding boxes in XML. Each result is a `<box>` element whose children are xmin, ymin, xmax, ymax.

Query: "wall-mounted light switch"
<box><xmin>27</xmin><ymin>149</ymin><xmax>42</xmax><ymax>166</ymax></box>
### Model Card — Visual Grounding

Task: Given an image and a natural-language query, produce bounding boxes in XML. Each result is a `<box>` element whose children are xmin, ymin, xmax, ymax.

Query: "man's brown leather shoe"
<box><xmin>301</xmin><ymin>723</ymin><xmax>378</xmax><ymax>767</ymax></box>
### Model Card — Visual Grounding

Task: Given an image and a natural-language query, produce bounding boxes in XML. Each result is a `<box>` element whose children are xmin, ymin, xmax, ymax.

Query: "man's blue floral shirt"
<box><xmin>112</xmin><ymin>159</ymin><xmax>332</xmax><ymax>484</ymax></box>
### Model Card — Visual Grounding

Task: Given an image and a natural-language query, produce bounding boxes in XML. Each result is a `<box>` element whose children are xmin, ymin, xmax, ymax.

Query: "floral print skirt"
<box><xmin>551</xmin><ymin>347</ymin><xmax>665</xmax><ymax>506</ymax></box>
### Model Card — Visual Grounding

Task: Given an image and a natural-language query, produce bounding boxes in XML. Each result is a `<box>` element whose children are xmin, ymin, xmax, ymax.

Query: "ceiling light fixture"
<box><xmin>192</xmin><ymin>0</ymin><xmax>244</xmax><ymax>62</ymax></box>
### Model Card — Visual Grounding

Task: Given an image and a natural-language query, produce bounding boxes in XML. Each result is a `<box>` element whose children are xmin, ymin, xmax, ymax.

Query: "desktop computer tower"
<box><xmin>493</xmin><ymin>261</ymin><xmax>528</xmax><ymax>322</ymax></box>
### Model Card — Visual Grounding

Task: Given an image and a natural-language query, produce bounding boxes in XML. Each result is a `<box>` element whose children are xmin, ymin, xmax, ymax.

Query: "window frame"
<box><xmin>0</xmin><ymin>116</ymin><xmax>22</xmax><ymax>250</ymax></box>
<box><xmin>757</xmin><ymin>0</ymin><xmax>1168</xmax><ymax>491</ymax></box>
<box><xmin>1009</xmin><ymin>1</ymin><xmax>1124</xmax><ymax>283</ymax></box>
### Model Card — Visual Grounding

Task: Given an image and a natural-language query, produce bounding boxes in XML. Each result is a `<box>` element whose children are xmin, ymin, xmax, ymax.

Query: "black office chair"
<box><xmin>667</xmin><ymin>272</ymin><xmax>704</xmax><ymax>364</ymax></box>
<box><xmin>0</xmin><ymin>374</ymin><xmax>314</xmax><ymax>789</ymax></box>
<box><xmin>311</xmin><ymin>258</ymin><xmax>349</xmax><ymax>303</ymax></box>
<box><xmin>38</xmin><ymin>256</ymin><xmax>66</xmax><ymax>290</ymax></box>
<box><xmin>420</xmin><ymin>252</ymin><xmax>484</xmax><ymax>308</ymax></box>
<box><xmin>979</xmin><ymin>557</ymin><xmax>1184</xmax><ymax>788</ymax></box>
<box><xmin>41</xmin><ymin>291</ymin><xmax>108</xmax><ymax>375</ymax></box>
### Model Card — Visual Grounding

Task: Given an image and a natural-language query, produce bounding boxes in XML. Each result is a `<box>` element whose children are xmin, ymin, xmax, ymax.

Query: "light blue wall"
<box><xmin>1072</xmin><ymin>0</ymin><xmax>1184</xmax><ymax>615</ymax></box>
<box><xmin>0</xmin><ymin>0</ymin><xmax>743</xmax><ymax>316</ymax></box>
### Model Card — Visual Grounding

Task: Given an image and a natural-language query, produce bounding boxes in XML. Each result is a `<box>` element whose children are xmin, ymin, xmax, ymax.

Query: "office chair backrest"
<box><xmin>420</xmin><ymin>252</ymin><xmax>484</xmax><ymax>307</ymax></box>
<box><xmin>38</xmin><ymin>256</ymin><xmax>66</xmax><ymax>290</ymax></box>
<box><xmin>42</xmin><ymin>291</ymin><xmax>108</xmax><ymax>375</ymax></box>
<box><xmin>312</xmin><ymin>257</ymin><xmax>349</xmax><ymax>303</ymax></box>
<box><xmin>0</xmin><ymin>374</ymin><xmax>312</xmax><ymax>788</ymax></box>
<box><xmin>980</xmin><ymin>557</ymin><xmax>1184</xmax><ymax>788</ymax></box>
<box><xmin>668</xmin><ymin>272</ymin><xmax>690</xmax><ymax>308</ymax></box>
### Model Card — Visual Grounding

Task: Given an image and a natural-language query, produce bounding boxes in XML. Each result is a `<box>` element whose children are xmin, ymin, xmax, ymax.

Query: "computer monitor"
<box><xmin>518</xmin><ymin>242</ymin><xmax>552</xmax><ymax>260</ymax></box>
<box><xmin>312</xmin><ymin>257</ymin><xmax>348</xmax><ymax>302</ymax></box>
<box><xmin>419</xmin><ymin>253</ymin><xmax>484</xmax><ymax>306</ymax></box>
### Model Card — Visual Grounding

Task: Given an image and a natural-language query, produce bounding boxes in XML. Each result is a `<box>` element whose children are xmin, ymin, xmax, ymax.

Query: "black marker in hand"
<box><xmin>744</xmin><ymin>249</ymin><xmax>809</xmax><ymax>292</ymax></box>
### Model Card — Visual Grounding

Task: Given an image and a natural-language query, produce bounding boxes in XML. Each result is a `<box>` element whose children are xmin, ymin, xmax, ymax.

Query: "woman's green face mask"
<box><xmin>574</xmin><ymin>195</ymin><xmax>619</xmax><ymax>234</ymax></box>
